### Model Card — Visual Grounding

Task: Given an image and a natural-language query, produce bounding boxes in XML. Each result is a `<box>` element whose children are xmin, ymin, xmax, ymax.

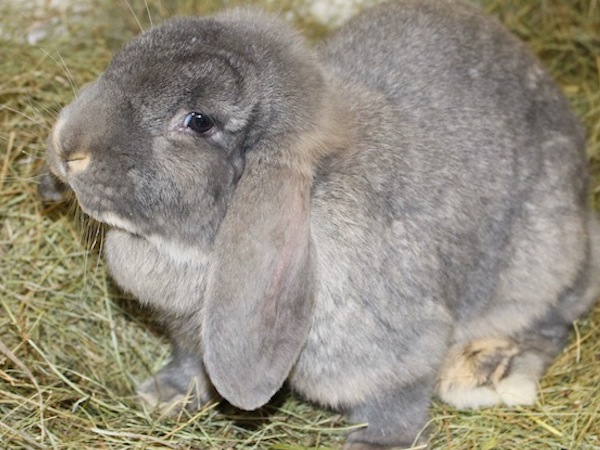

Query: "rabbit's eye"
<box><xmin>184</xmin><ymin>112</ymin><xmax>215</xmax><ymax>134</ymax></box>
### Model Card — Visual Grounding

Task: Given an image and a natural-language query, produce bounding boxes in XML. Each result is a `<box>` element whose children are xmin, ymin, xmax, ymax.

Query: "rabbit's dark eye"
<box><xmin>184</xmin><ymin>112</ymin><xmax>215</xmax><ymax>134</ymax></box>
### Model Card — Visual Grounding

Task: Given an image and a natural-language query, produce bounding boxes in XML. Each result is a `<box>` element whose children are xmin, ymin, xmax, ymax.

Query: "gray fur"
<box><xmin>41</xmin><ymin>1</ymin><xmax>599</xmax><ymax>448</ymax></box>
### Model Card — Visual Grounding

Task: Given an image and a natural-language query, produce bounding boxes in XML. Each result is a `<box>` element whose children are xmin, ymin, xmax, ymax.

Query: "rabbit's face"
<box><xmin>46</xmin><ymin>15</ymin><xmax>324</xmax><ymax>246</ymax></box>
<box><xmin>48</xmin><ymin>79</ymin><xmax>239</xmax><ymax>246</ymax></box>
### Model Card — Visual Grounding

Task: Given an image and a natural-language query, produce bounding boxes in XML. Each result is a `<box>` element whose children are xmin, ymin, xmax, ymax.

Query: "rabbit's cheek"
<box><xmin>60</xmin><ymin>161</ymin><xmax>143</xmax><ymax>234</ymax></box>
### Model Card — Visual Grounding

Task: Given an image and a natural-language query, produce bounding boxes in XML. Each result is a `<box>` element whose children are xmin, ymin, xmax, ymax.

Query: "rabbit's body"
<box><xmin>42</xmin><ymin>1</ymin><xmax>599</xmax><ymax>448</ymax></box>
<box><xmin>293</xmin><ymin>1</ymin><xmax>594</xmax><ymax>412</ymax></box>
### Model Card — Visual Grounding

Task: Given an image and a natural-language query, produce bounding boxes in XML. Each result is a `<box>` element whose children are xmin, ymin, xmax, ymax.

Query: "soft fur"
<box><xmin>41</xmin><ymin>1</ymin><xmax>600</xmax><ymax>448</ymax></box>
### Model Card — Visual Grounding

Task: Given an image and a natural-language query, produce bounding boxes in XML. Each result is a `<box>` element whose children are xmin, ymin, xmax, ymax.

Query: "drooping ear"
<box><xmin>201</xmin><ymin>161</ymin><xmax>315</xmax><ymax>411</ymax></box>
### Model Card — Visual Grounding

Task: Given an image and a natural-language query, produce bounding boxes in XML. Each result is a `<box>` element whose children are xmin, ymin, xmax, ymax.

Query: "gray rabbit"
<box><xmin>40</xmin><ymin>0</ymin><xmax>600</xmax><ymax>448</ymax></box>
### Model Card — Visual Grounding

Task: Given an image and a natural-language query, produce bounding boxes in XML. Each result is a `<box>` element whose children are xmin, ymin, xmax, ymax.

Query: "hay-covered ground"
<box><xmin>1</xmin><ymin>0</ymin><xmax>599</xmax><ymax>449</ymax></box>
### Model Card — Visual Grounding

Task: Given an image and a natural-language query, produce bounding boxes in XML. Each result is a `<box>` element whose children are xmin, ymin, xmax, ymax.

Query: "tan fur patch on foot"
<box><xmin>437</xmin><ymin>338</ymin><xmax>520</xmax><ymax>409</ymax></box>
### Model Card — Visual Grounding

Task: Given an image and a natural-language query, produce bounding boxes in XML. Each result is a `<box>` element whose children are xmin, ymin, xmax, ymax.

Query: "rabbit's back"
<box><xmin>320</xmin><ymin>0</ymin><xmax>585</xmax><ymax>179</ymax></box>
<box><xmin>320</xmin><ymin>0</ymin><xmax>582</xmax><ymax>145</ymax></box>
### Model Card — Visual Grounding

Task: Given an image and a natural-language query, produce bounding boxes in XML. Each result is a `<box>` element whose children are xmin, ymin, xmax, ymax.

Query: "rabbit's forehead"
<box><xmin>104</xmin><ymin>49</ymin><xmax>254</xmax><ymax>123</ymax></box>
<box><xmin>106</xmin><ymin>15</ymin><xmax>295</xmax><ymax>104</ymax></box>
<box><xmin>109</xmin><ymin>51</ymin><xmax>241</xmax><ymax>94</ymax></box>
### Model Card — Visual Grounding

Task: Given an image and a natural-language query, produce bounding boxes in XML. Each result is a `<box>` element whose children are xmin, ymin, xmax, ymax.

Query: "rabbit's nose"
<box><xmin>47</xmin><ymin>115</ymin><xmax>91</xmax><ymax>178</ymax></box>
<box><xmin>65</xmin><ymin>151</ymin><xmax>91</xmax><ymax>174</ymax></box>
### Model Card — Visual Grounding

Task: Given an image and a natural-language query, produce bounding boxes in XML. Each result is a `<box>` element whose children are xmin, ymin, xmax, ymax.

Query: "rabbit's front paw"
<box><xmin>137</xmin><ymin>352</ymin><xmax>217</xmax><ymax>415</ymax></box>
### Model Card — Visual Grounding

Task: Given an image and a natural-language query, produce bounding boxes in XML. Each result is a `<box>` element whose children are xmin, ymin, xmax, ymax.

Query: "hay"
<box><xmin>1</xmin><ymin>0</ymin><xmax>599</xmax><ymax>449</ymax></box>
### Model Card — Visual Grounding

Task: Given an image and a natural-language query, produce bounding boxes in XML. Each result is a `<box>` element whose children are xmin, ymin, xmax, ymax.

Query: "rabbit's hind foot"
<box><xmin>436</xmin><ymin>338</ymin><xmax>537</xmax><ymax>409</ymax></box>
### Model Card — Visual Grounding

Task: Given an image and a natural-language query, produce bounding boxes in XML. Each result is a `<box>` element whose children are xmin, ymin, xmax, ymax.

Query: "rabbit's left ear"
<box><xmin>202</xmin><ymin>160</ymin><xmax>315</xmax><ymax>410</ymax></box>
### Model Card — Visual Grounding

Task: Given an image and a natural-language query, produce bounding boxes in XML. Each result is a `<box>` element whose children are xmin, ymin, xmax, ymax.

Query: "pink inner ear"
<box><xmin>265</xmin><ymin>205</ymin><xmax>310</xmax><ymax>302</ymax></box>
<box><xmin>202</xmin><ymin>167</ymin><xmax>315</xmax><ymax>410</ymax></box>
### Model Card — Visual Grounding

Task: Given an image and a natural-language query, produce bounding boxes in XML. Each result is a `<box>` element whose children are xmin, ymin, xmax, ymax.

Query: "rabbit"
<box><xmin>40</xmin><ymin>0</ymin><xmax>600</xmax><ymax>448</ymax></box>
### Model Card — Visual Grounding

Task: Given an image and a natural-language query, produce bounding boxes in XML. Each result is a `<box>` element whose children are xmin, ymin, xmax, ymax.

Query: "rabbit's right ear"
<box><xmin>202</xmin><ymin>155</ymin><xmax>316</xmax><ymax>410</ymax></box>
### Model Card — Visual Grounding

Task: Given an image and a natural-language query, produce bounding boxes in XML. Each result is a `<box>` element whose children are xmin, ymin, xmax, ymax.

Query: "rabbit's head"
<box><xmin>47</xmin><ymin>12</ymin><xmax>330</xmax><ymax>242</ymax></box>
<box><xmin>45</xmin><ymin>11</ymin><xmax>342</xmax><ymax>410</ymax></box>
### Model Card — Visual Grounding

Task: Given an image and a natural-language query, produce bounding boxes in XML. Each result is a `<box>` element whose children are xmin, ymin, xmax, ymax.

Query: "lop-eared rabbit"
<box><xmin>40</xmin><ymin>0</ymin><xmax>600</xmax><ymax>448</ymax></box>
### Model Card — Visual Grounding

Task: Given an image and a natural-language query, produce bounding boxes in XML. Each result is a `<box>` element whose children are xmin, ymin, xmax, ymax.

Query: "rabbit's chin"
<box><xmin>101</xmin><ymin>215</ymin><xmax>211</xmax><ymax>267</ymax></box>
<box><xmin>94</xmin><ymin>211</ymin><xmax>143</xmax><ymax>237</ymax></box>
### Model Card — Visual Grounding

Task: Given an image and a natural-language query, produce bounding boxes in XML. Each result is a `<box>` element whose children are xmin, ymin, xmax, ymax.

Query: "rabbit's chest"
<box><xmin>104</xmin><ymin>229</ymin><xmax>207</xmax><ymax>314</ymax></box>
